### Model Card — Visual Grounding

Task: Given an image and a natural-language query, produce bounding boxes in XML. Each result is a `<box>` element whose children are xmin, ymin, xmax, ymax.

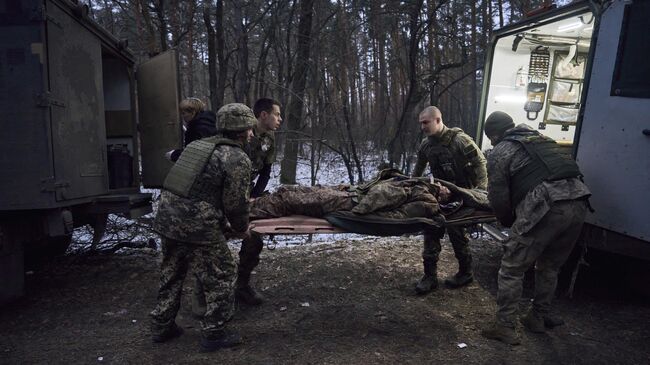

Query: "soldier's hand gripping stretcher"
<box><xmin>223</xmin><ymin>221</ymin><xmax>252</xmax><ymax>240</ymax></box>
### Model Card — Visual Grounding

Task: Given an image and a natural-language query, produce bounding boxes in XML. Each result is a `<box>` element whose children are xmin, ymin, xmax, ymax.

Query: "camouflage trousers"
<box><xmin>150</xmin><ymin>237</ymin><xmax>236</xmax><ymax>338</ymax></box>
<box><xmin>237</xmin><ymin>232</ymin><xmax>265</xmax><ymax>286</ymax></box>
<box><xmin>422</xmin><ymin>225</ymin><xmax>472</xmax><ymax>272</ymax></box>
<box><xmin>496</xmin><ymin>199</ymin><xmax>587</xmax><ymax>327</ymax></box>
<box><xmin>250</xmin><ymin>185</ymin><xmax>355</xmax><ymax>219</ymax></box>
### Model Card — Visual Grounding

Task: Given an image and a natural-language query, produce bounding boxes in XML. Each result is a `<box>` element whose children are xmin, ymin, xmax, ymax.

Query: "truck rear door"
<box><xmin>47</xmin><ymin>0</ymin><xmax>108</xmax><ymax>201</ymax></box>
<box><xmin>575</xmin><ymin>0</ymin><xmax>650</xmax><ymax>242</ymax></box>
<box><xmin>137</xmin><ymin>50</ymin><xmax>182</xmax><ymax>188</ymax></box>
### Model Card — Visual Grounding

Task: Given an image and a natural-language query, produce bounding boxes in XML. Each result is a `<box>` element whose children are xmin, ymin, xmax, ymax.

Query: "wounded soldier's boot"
<box><xmin>200</xmin><ymin>329</ymin><xmax>242</xmax><ymax>352</ymax></box>
<box><xmin>444</xmin><ymin>258</ymin><xmax>474</xmax><ymax>288</ymax></box>
<box><xmin>415</xmin><ymin>261</ymin><xmax>438</xmax><ymax>295</ymax></box>
<box><xmin>520</xmin><ymin>310</ymin><xmax>545</xmax><ymax>333</ymax></box>
<box><xmin>235</xmin><ymin>275</ymin><xmax>265</xmax><ymax>305</ymax></box>
<box><xmin>481</xmin><ymin>322</ymin><xmax>521</xmax><ymax>345</ymax></box>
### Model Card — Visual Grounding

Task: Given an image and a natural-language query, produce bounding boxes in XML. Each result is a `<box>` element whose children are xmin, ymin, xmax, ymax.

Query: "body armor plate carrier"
<box><xmin>423</xmin><ymin>128</ymin><xmax>472</xmax><ymax>188</ymax></box>
<box><xmin>163</xmin><ymin>137</ymin><xmax>239</xmax><ymax>203</ymax></box>
<box><xmin>504</xmin><ymin>131</ymin><xmax>582</xmax><ymax>206</ymax></box>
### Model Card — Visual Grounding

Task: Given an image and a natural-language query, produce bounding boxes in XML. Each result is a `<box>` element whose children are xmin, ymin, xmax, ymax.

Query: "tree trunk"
<box><xmin>280</xmin><ymin>0</ymin><xmax>315</xmax><ymax>184</ymax></box>
<box><xmin>215</xmin><ymin>0</ymin><xmax>227</xmax><ymax>108</ymax></box>
<box><xmin>155</xmin><ymin>0</ymin><xmax>168</xmax><ymax>52</ymax></box>
<box><xmin>203</xmin><ymin>4</ymin><xmax>217</xmax><ymax>109</ymax></box>
<box><xmin>387</xmin><ymin>0</ymin><xmax>425</xmax><ymax>166</ymax></box>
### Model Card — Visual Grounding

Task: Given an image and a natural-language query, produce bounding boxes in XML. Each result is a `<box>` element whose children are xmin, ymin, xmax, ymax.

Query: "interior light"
<box><xmin>494</xmin><ymin>95</ymin><xmax>527</xmax><ymax>103</ymax></box>
<box><xmin>558</xmin><ymin>22</ymin><xmax>583</xmax><ymax>32</ymax></box>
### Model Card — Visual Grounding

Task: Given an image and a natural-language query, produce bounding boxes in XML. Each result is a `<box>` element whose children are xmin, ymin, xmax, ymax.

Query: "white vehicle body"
<box><xmin>477</xmin><ymin>0</ymin><xmax>650</xmax><ymax>258</ymax></box>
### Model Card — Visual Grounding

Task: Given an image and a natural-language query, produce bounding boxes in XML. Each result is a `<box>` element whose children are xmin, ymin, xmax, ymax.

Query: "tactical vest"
<box><xmin>163</xmin><ymin>136</ymin><xmax>240</xmax><ymax>207</ymax></box>
<box><xmin>504</xmin><ymin>131</ymin><xmax>582</xmax><ymax>206</ymax></box>
<box><xmin>422</xmin><ymin>128</ymin><xmax>471</xmax><ymax>188</ymax></box>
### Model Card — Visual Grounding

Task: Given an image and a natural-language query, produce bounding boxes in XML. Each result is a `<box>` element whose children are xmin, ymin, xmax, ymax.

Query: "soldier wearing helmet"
<box><xmin>480</xmin><ymin>111</ymin><xmax>590</xmax><ymax>345</ymax></box>
<box><xmin>150</xmin><ymin>103</ymin><xmax>256</xmax><ymax>352</ymax></box>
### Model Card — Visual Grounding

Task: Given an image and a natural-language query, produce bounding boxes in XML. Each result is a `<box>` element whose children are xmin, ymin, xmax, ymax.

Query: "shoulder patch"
<box><xmin>462</xmin><ymin>143</ymin><xmax>479</xmax><ymax>159</ymax></box>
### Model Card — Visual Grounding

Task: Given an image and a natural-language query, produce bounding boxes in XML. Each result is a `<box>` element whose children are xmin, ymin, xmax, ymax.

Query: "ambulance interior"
<box><xmin>480</xmin><ymin>11</ymin><xmax>595</xmax><ymax>151</ymax></box>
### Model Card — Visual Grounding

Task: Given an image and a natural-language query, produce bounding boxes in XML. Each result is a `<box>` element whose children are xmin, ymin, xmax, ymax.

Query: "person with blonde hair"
<box><xmin>166</xmin><ymin>97</ymin><xmax>217</xmax><ymax>162</ymax></box>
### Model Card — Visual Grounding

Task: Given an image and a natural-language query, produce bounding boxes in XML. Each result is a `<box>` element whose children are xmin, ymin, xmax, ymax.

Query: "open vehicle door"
<box><xmin>47</xmin><ymin>1</ymin><xmax>108</xmax><ymax>201</ymax></box>
<box><xmin>137</xmin><ymin>50</ymin><xmax>182</xmax><ymax>188</ymax></box>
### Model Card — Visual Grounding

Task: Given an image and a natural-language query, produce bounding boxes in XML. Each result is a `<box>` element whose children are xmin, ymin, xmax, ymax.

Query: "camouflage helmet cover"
<box><xmin>217</xmin><ymin>103</ymin><xmax>257</xmax><ymax>132</ymax></box>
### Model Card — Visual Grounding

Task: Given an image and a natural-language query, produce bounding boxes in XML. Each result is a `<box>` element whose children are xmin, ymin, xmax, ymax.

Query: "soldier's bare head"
<box><xmin>419</xmin><ymin>106</ymin><xmax>444</xmax><ymax>137</ymax></box>
<box><xmin>254</xmin><ymin>98</ymin><xmax>282</xmax><ymax>132</ymax></box>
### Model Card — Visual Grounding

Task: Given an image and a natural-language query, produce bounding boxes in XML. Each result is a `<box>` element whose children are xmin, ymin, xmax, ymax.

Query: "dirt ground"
<box><xmin>1</xmin><ymin>234</ymin><xmax>649</xmax><ymax>365</ymax></box>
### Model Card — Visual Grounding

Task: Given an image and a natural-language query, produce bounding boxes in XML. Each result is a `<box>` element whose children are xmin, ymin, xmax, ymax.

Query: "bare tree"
<box><xmin>280</xmin><ymin>0</ymin><xmax>315</xmax><ymax>184</ymax></box>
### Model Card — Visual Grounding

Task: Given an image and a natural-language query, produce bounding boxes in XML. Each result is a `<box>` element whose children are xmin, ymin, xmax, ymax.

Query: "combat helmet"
<box><xmin>217</xmin><ymin>103</ymin><xmax>257</xmax><ymax>132</ymax></box>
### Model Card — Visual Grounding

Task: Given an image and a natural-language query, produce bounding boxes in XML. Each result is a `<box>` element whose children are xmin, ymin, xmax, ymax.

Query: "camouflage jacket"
<box><xmin>247</xmin><ymin>124</ymin><xmax>276</xmax><ymax>183</ymax></box>
<box><xmin>153</xmin><ymin>144</ymin><xmax>251</xmax><ymax>244</ymax></box>
<box><xmin>413</xmin><ymin>126</ymin><xmax>488</xmax><ymax>190</ymax></box>
<box><xmin>352</xmin><ymin>178</ymin><xmax>440</xmax><ymax>219</ymax></box>
<box><xmin>487</xmin><ymin>124</ymin><xmax>591</xmax><ymax>235</ymax></box>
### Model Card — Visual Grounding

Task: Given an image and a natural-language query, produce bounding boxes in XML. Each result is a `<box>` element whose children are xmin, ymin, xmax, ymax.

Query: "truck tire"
<box><xmin>24</xmin><ymin>234</ymin><xmax>73</xmax><ymax>269</ymax></box>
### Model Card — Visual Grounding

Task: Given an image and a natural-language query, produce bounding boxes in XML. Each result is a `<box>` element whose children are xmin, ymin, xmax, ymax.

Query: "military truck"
<box><xmin>0</xmin><ymin>0</ymin><xmax>182</xmax><ymax>303</ymax></box>
<box><xmin>476</xmin><ymin>0</ymin><xmax>649</xmax><ymax>258</ymax></box>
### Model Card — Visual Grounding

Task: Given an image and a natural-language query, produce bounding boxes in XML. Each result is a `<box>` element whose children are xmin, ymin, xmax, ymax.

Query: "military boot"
<box><xmin>152</xmin><ymin>323</ymin><xmax>184</xmax><ymax>343</ymax></box>
<box><xmin>235</xmin><ymin>275</ymin><xmax>265</xmax><ymax>305</ymax></box>
<box><xmin>200</xmin><ymin>329</ymin><xmax>243</xmax><ymax>352</ymax></box>
<box><xmin>481</xmin><ymin>322</ymin><xmax>521</xmax><ymax>345</ymax></box>
<box><xmin>415</xmin><ymin>261</ymin><xmax>438</xmax><ymax>295</ymax></box>
<box><xmin>543</xmin><ymin>314</ymin><xmax>565</xmax><ymax>329</ymax></box>
<box><xmin>520</xmin><ymin>310</ymin><xmax>545</xmax><ymax>333</ymax></box>
<box><xmin>444</xmin><ymin>260</ymin><xmax>474</xmax><ymax>289</ymax></box>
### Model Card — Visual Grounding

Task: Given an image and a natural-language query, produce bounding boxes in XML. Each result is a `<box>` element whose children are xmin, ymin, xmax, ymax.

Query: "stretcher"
<box><xmin>249</xmin><ymin>210</ymin><xmax>498</xmax><ymax>236</ymax></box>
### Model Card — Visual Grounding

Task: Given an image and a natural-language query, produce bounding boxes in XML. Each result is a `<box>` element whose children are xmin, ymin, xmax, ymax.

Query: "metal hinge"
<box><xmin>40</xmin><ymin>177</ymin><xmax>70</xmax><ymax>192</ymax></box>
<box><xmin>36</xmin><ymin>92</ymin><xmax>66</xmax><ymax>108</ymax></box>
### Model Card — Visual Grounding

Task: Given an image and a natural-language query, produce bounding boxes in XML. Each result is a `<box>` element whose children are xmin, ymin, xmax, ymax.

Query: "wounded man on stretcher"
<box><xmin>249</xmin><ymin>169</ymin><xmax>494</xmax><ymax>236</ymax></box>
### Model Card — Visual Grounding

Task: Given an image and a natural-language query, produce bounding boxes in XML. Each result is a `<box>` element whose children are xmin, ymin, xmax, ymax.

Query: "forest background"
<box><xmin>89</xmin><ymin>0</ymin><xmax>571</xmax><ymax>185</ymax></box>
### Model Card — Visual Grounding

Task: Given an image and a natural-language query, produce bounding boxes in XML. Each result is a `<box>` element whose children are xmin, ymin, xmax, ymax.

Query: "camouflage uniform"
<box><xmin>237</xmin><ymin>124</ymin><xmax>276</xmax><ymax>299</ymax></box>
<box><xmin>246</xmin><ymin>124</ymin><xmax>276</xmax><ymax>198</ymax></box>
<box><xmin>487</xmin><ymin>124</ymin><xmax>590</xmax><ymax>328</ymax></box>
<box><xmin>413</xmin><ymin>126</ymin><xmax>487</xmax><ymax>286</ymax></box>
<box><xmin>249</xmin><ymin>178</ymin><xmax>441</xmax><ymax>221</ymax></box>
<box><xmin>151</xmin><ymin>142</ymin><xmax>251</xmax><ymax>339</ymax></box>
<box><xmin>251</xmin><ymin>185</ymin><xmax>356</xmax><ymax>219</ymax></box>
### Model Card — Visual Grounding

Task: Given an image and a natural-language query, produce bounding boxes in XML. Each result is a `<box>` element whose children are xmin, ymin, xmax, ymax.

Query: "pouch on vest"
<box><xmin>524</xmin><ymin>46</ymin><xmax>550</xmax><ymax>121</ymax></box>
